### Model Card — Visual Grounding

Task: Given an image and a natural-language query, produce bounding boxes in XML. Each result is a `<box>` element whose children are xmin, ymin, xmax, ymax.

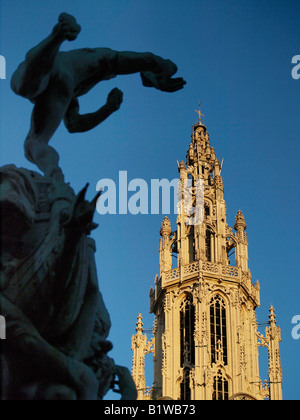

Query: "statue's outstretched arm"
<box><xmin>114</xmin><ymin>51</ymin><xmax>186</xmax><ymax>93</ymax></box>
<box><xmin>64</xmin><ymin>88</ymin><xmax>123</xmax><ymax>134</ymax></box>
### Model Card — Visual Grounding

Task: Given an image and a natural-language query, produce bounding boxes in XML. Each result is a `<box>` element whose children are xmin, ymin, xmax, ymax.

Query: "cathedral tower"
<box><xmin>132</xmin><ymin>108</ymin><xmax>283</xmax><ymax>400</ymax></box>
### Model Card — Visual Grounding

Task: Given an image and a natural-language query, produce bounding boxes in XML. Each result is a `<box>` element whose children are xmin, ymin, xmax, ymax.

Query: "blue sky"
<box><xmin>1</xmin><ymin>0</ymin><xmax>299</xmax><ymax>400</ymax></box>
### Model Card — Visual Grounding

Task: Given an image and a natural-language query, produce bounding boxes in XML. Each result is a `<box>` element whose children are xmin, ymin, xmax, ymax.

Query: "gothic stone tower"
<box><xmin>132</xmin><ymin>111</ymin><xmax>283</xmax><ymax>401</ymax></box>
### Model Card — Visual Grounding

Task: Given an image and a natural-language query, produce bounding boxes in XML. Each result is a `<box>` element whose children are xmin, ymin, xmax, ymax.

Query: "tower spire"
<box><xmin>266</xmin><ymin>306</ymin><xmax>283</xmax><ymax>400</ymax></box>
<box><xmin>131</xmin><ymin>314</ymin><xmax>155</xmax><ymax>400</ymax></box>
<box><xmin>133</xmin><ymin>105</ymin><xmax>282</xmax><ymax>401</ymax></box>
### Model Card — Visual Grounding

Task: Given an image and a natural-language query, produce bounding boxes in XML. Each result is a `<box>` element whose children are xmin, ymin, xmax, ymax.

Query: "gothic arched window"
<box><xmin>204</xmin><ymin>203</ymin><xmax>210</xmax><ymax>219</ymax></box>
<box><xmin>210</xmin><ymin>295</ymin><xmax>228</xmax><ymax>365</ymax></box>
<box><xmin>206</xmin><ymin>227</ymin><xmax>214</xmax><ymax>262</ymax></box>
<box><xmin>226</xmin><ymin>236</ymin><xmax>237</xmax><ymax>266</ymax></box>
<box><xmin>180</xmin><ymin>296</ymin><xmax>195</xmax><ymax>368</ymax></box>
<box><xmin>188</xmin><ymin>225</ymin><xmax>196</xmax><ymax>263</ymax></box>
<box><xmin>212</xmin><ymin>370</ymin><xmax>229</xmax><ymax>400</ymax></box>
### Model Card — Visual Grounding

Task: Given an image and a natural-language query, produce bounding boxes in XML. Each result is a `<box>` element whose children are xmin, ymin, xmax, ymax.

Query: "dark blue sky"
<box><xmin>1</xmin><ymin>0</ymin><xmax>299</xmax><ymax>400</ymax></box>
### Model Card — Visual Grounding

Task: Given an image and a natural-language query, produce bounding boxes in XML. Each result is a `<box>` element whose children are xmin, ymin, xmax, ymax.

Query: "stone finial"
<box><xmin>234</xmin><ymin>210</ymin><xmax>247</xmax><ymax>231</ymax></box>
<box><xmin>179</xmin><ymin>160</ymin><xmax>186</xmax><ymax>170</ymax></box>
<box><xmin>269</xmin><ymin>306</ymin><xmax>277</xmax><ymax>326</ymax></box>
<box><xmin>160</xmin><ymin>216</ymin><xmax>172</xmax><ymax>237</ymax></box>
<box><xmin>136</xmin><ymin>314</ymin><xmax>144</xmax><ymax>334</ymax></box>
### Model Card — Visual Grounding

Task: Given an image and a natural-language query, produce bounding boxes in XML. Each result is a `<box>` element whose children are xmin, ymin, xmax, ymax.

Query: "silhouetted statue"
<box><xmin>1</xmin><ymin>12</ymin><xmax>186</xmax><ymax>400</ymax></box>
<box><xmin>0</xmin><ymin>168</ymin><xmax>137</xmax><ymax>400</ymax></box>
<box><xmin>11</xmin><ymin>12</ymin><xmax>186</xmax><ymax>179</ymax></box>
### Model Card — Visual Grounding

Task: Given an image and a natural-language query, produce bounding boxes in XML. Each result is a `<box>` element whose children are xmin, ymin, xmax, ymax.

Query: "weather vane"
<box><xmin>195</xmin><ymin>101</ymin><xmax>204</xmax><ymax>125</ymax></box>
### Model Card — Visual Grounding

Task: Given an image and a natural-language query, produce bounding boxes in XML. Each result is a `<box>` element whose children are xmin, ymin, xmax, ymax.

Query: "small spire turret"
<box><xmin>136</xmin><ymin>313</ymin><xmax>144</xmax><ymax>335</ymax></box>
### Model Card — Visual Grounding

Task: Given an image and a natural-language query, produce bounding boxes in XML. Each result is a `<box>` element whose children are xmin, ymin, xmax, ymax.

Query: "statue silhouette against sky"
<box><xmin>11</xmin><ymin>12</ymin><xmax>186</xmax><ymax>180</ymax></box>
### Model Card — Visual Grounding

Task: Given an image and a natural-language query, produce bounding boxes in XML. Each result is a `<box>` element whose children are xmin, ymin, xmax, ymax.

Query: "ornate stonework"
<box><xmin>132</xmin><ymin>113</ymin><xmax>283</xmax><ymax>400</ymax></box>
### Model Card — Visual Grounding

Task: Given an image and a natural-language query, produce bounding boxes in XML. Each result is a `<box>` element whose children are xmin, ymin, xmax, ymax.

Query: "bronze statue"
<box><xmin>11</xmin><ymin>12</ymin><xmax>186</xmax><ymax>180</ymax></box>
<box><xmin>1</xmin><ymin>12</ymin><xmax>186</xmax><ymax>400</ymax></box>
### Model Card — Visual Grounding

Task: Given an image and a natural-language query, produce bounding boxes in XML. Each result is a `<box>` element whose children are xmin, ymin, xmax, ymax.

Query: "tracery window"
<box><xmin>206</xmin><ymin>227</ymin><xmax>214</xmax><ymax>262</ymax></box>
<box><xmin>210</xmin><ymin>295</ymin><xmax>228</xmax><ymax>365</ymax></box>
<box><xmin>204</xmin><ymin>203</ymin><xmax>210</xmax><ymax>218</ymax></box>
<box><xmin>212</xmin><ymin>370</ymin><xmax>229</xmax><ymax>400</ymax></box>
<box><xmin>226</xmin><ymin>236</ymin><xmax>236</xmax><ymax>266</ymax></box>
<box><xmin>188</xmin><ymin>225</ymin><xmax>196</xmax><ymax>263</ymax></box>
<box><xmin>180</xmin><ymin>296</ymin><xmax>195</xmax><ymax>368</ymax></box>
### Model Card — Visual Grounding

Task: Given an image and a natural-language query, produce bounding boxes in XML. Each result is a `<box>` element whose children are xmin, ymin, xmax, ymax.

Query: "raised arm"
<box><xmin>64</xmin><ymin>88</ymin><xmax>123</xmax><ymax>134</ymax></box>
